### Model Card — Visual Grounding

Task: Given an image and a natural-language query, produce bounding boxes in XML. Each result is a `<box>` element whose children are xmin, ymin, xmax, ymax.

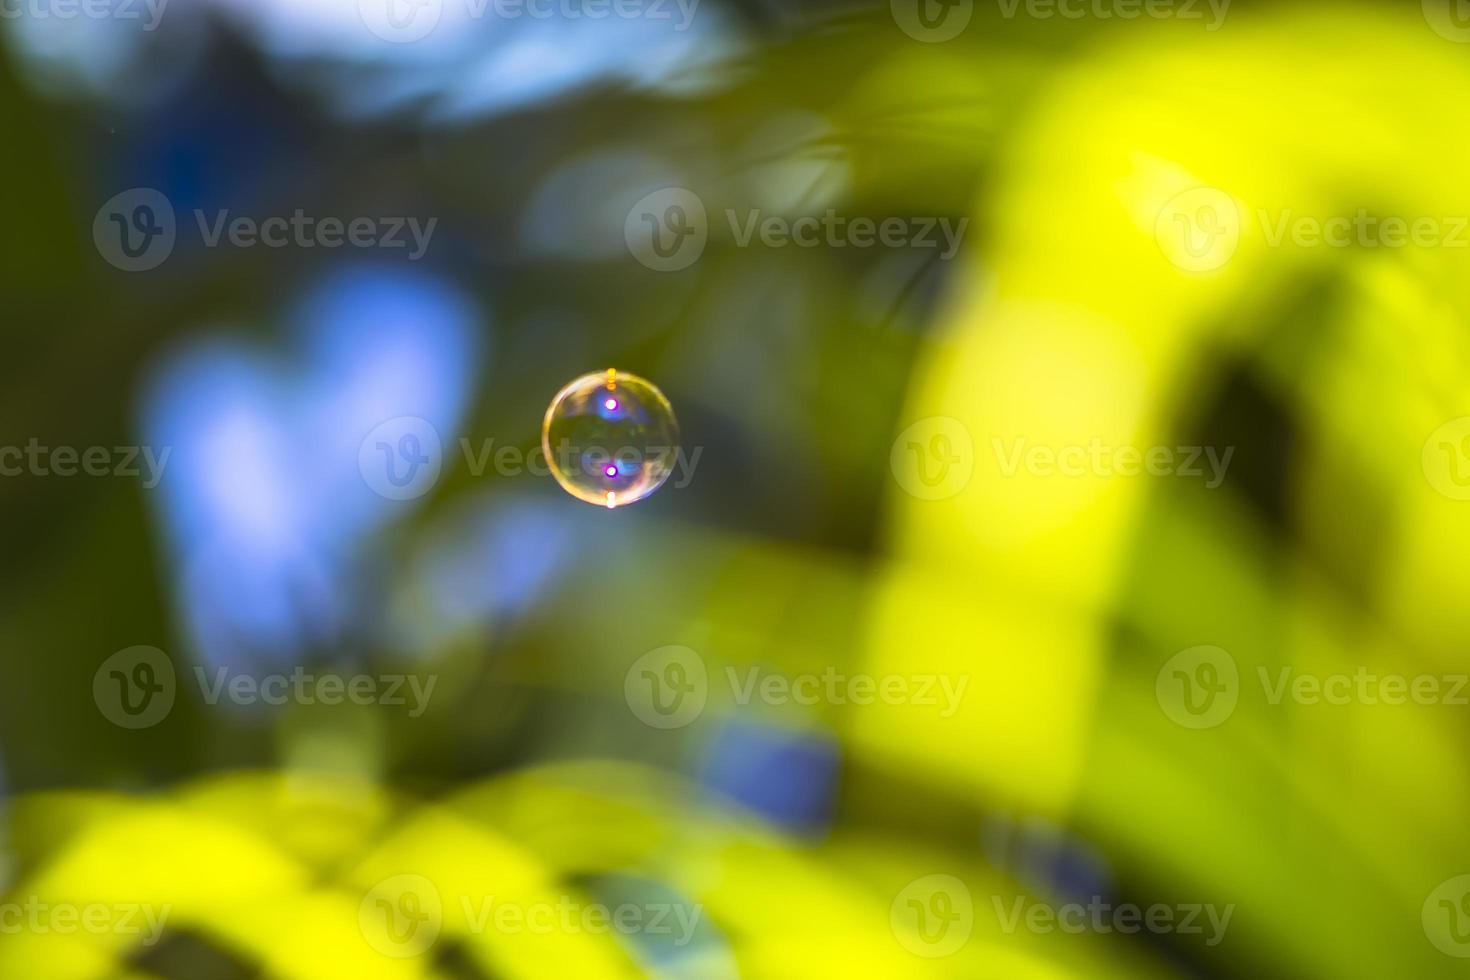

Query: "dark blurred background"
<box><xmin>3</xmin><ymin>0</ymin><xmax>1470</xmax><ymax>977</ymax></box>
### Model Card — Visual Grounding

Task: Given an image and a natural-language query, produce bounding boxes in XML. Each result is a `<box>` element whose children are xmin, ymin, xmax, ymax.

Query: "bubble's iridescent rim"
<box><xmin>541</xmin><ymin>369</ymin><xmax>680</xmax><ymax>509</ymax></box>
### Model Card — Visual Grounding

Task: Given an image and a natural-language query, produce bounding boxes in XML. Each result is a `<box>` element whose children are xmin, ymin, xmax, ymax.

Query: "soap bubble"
<box><xmin>542</xmin><ymin>370</ymin><xmax>680</xmax><ymax>509</ymax></box>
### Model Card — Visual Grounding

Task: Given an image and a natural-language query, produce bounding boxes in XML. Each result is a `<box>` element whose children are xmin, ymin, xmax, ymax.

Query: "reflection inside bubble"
<box><xmin>542</xmin><ymin>369</ymin><xmax>679</xmax><ymax>509</ymax></box>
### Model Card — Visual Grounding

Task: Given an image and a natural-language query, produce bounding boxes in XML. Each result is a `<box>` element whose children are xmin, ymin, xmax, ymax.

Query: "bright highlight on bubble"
<box><xmin>542</xmin><ymin>369</ymin><xmax>680</xmax><ymax>509</ymax></box>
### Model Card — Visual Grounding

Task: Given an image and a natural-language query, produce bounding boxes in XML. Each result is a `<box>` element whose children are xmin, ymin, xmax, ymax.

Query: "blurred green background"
<box><xmin>2</xmin><ymin>0</ymin><xmax>1470</xmax><ymax>976</ymax></box>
